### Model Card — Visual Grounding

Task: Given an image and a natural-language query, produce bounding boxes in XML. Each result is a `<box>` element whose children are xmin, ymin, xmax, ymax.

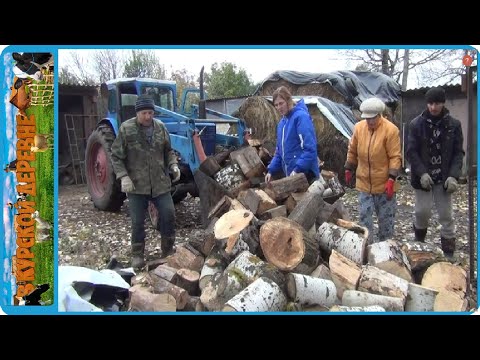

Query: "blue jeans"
<box><xmin>358</xmin><ymin>192</ymin><xmax>396</xmax><ymax>243</ymax></box>
<box><xmin>128</xmin><ymin>192</ymin><xmax>175</xmax><ymax>244</ymax></box>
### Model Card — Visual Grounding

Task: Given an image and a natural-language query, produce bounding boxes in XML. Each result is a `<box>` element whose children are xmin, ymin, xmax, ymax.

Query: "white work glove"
<box><xmin>121</xmin><ymin>176</ymin><xmax>135</xmax><ymax>193</ymax></box>
<box><xmin>444</xmin><ymin>177</ymin><xmax>458</xmax><ymax>193</ymax></box>
<box><xmin>289</xmin><ymin>170</ymin><xmax>297</xmax><ymax>176</ymax></box>
<box><xmin>420</xmin><ymin>173</ymin><xmax>434</xmax><ymax>191</ymax></box>
<box><xmin>170</xmin><ymin>164</ymin><xmax>181</xmax><ymax>182</ymax></box>
<box><xmin>265</xmin><ymin>173</ymin><xmax>272</xmax><ymax>184</ymax></box>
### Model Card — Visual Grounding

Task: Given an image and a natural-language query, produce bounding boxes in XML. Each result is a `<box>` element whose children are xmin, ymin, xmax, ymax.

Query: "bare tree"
<box><xmin>92</xmin><ymin>50</ymin><xmax>126</xmax><ymax>83</ymax></box>
<box><xmin>63</xmin><ymin>51</ymin><xmax>96</xmax><ymax>85</ymax></box>
<box><xmin>345</xmin><ymin>49</ymin><xmax>466</xmax><ymax>90</ymax></box>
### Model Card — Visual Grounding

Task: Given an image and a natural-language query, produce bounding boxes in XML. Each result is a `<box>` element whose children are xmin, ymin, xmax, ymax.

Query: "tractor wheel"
<box><xmin>85</xmin><ymin>125</ymin><xmax>126</xmax><ymax>211</ymax></box>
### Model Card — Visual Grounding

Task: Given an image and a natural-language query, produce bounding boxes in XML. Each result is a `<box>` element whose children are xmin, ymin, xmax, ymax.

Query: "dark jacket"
<box><xmin>406</xmin><ymin>108</ymin><xmax>464</xmax><ymax>190</ymax></box>
<box><xmin>268</xmin><ymin>99</ymin><xmax>319</xmax><ymax>179</ymax></box>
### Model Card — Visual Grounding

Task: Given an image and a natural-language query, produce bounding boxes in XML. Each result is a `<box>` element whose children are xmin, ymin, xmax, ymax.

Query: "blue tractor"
<box><xmin>85</xmin><ymin>70</ymin><xmax>249</xmax><ymax>215</ymax></box>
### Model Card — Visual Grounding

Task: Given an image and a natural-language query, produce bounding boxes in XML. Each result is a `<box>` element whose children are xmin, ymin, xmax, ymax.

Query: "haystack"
<box><xmin>257</xmin><ymin>79</ymin><xmax>298</xmax><ymax>96</ymax></box>
<box><xmin>296</xmin><ymin>83</ymin><xmax>347</xmax><ymax>105</ymax></box>
<box><xmin>234</xmin><ymin>96</ymin><xmax>280</xmax><ymax>142</ymax></box>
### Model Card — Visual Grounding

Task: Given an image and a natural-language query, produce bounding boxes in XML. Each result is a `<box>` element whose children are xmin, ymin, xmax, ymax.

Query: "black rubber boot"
<box><xmin>413</xmin><ymin>224</ymin><xmax>427</xmax><ymax>242</ymax></box>
<box><xmin>441</xmin><ymin>237</ymin><xmax>455</xmax><ymax>256</ymax></box>
<box><xmin>131</xmin><ymin>242</ymin><xmax>146</xmax><ymax>269</ymax></box>
<box><xmin>161</xmin><ymin>236</ymin><xmax>176</xmax><ymax>258</ymax></box>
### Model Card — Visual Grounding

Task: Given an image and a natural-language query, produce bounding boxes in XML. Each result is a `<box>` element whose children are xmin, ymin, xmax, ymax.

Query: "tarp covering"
<box><xmin>255</xmin><ymin>70</ymin><xmax>401</xmax><ymax>109</ymax></box>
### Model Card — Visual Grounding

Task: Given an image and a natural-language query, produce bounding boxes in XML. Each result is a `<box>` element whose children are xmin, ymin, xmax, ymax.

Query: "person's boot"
<box><xmin>441</xmin><ymin>237</ymin><xmax>455</xmax><ymax>256</ymax></box>
<box><xmin>413</xmin><ymin>224</ymin><xmax>427</xmax><ymax>242</ymax></box>
<box><xmin>131</xmin><ymin>242</ymin><xmax>146</xmax><ymax>269</ymax></box>
<box><xmin>161</xmin><ymin>235</ymin><xmax>176</xmax><ymax>258</ymax></box>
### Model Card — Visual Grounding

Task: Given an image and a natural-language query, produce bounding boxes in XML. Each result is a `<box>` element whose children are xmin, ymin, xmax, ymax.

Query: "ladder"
<box><xmin>64</xmin><ymin>114</ymin><xmax>86</xmax><ymax>184</ymax></box>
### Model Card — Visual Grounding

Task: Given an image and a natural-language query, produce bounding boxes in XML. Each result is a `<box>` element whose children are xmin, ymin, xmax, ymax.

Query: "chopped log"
<box><xmin>310</xmin><ymin>263</ymin><xmax>332</xmax><ymax>281</ymax></box>
<box><xmin>306</xmin><ymin>178</ymin><xmax>326</xmax><ymax>196</ymax></box>
<box><xmin>401</xmin><ymin>241</ymin><xmax>445</xmax><ymax>272</ymax></box>
<box><xmin>182</xmin><ymin>295</ymin><xmax>205</xmax><ymax>312</ymax></box>
<box><xmin>208</xmin><ymin>196</ymin><xmax>233</xmax><ymax>220</ymax></box>
<box><xmin>214</xmin><ymin>209</ymin><xmax>254</xmax><ymax>255</ymax></box>
<box><xmin>229</xmin><ymin>198</ymin><xmax>246</xmax><ymax>211</ymax></box>
<box><xmin>421</xmin><ymin>261</ymin><xmax>468</xmax><ymax>298</ymax></box>
<box><xmin>315</xmin><ymin>200</ymin><xmax>335</xmax><ymax>226</ymax></box>
<box><xmin>230</xmin><ymin>145</ymin><xmax>266</xmax><ymax>179</ymax></box>
<box><xmin>342</xmin><ymin>289</ymin><xmax>404</xmax><ymax>312</ymax></box>
<box><xmin>200</xmin><ymin>272</ymin><xmax>227</xmax><ymax>311</ymax></box>
<box><xmin>222</xmin><ymin>277</ymin><xmax>287</xmax><ymax>312</ymax></box>
<box><xmin>260</xmin><ymin>217</ymin><xmax>320</xmax><ymax>274</ymax></box>
<box><xmin>237</xmin><ymin>188</ymin><xmax>277</xmax><ymax>216</ymax></box>
<box><xmin>147</xmin><ymin>273</ymin><xmax>189</xmax><ymax>310</ymax></box>
<box><xmin>366</xmin><ymin>239</ymin><xmax>413</xmax><ymax>282</ymax></box>
<box><xmin>128</xmin><ymin>285</ymin><xmax>176</xmax><ymax>312</ymax></box>
<box><xmin>315</xmin><ymin>222</ymin><xmax>368</xmax><ymax>265</ymax></box>
<box><xmin>286</xmin><ymin>273</ymin><xmax>337</xmax><ymax>307</ymax></box>
<box><xmin>285</xmin><ymin>192</ymin><xmax>306</xmax><ymax>214</ymax></box>
<box><xmin>172</xmin><ymin>268</ymin><xmax>200</xmax><ymax>296</ymax></box>
<box><xmin>330</xmin><ymin>199</ymin><xmax>351</xmax><ymax>221</ymax></box>
<box><xmin>247</xmin><ymin>139</ymin><xmax>262</xmax><ymax>147</ymax></box>
<box><xmin>199</xmin><ymin>245</ymin><xmax>226</xmax><ymax>291</ymax></box>
<box><xmin>434</xmin><ymin>291</ymin><xmax>468</xmax><ymax>312</ymax></box>
<box><xmin>259</xmin><ymin>205</ymin><xmax>287</xmax><ymax>220</ymax></box>
<box><xmin>326</xmin><ymin>174</ymin><xmax>345</xmax><ymax>198</ymax></box>
<box><xmin>193</xmin><ymin>168</ymin><xmax>230</xmax><ymax>228</ymax></box>
<box><xmin>166</xmin><ymin>244</ymin><xmax>205</xmax><ymax>273</ymax></box>
<box><xmin>330</xmin><ymin>305</ymin><xmax>385</xmax><ymax>312</ymax></box>
<box><xmin>258</xmin><ymin>147</ymin><xmax>273</xmax><ymax>165</ymax></box>
<box><xmin>213</xmin><ymin>162</ymin><xmax>246</xmax><ymax>193</ymax></box>
<box><xmin>288</xmin><ymin>191</ymin><xmax>324</xmax><ymax>231</ymax></box>
<box><xmin>405</xmin><ymin>283</ymin><xmax>439</xmax><ymax>312</ymax></box>
<box><xmin>214</xmin><ymin>148</ymin><xmax>234</xmax><ymax>167</ymax></box>
<box><xmin>264</xmin><ymin>173</ymin><xmax>310</xmax><ymax>202</ymax></box>
<box><xmin>151</xmin><ymin>264</ymin><xmax>179</xmax><ymax>283</ymax></box>
<box><xmin>328</xmin><ymin>250</ymin><xmax>362</xmax><ymax>299</ymax></box>
<box><xmin>357</xmin><ymin>265</ymin><xmax>410</xmax><ymax>303</ymax></box>
<box><xmin>199</xmin><ymin>156</ymin><xmax>221</xmax><ymax>177</ymax></box>
<box><xmin>188</xmin><ymin>218</ymin><xmax>217</xmax><ymax>257</ymax></box>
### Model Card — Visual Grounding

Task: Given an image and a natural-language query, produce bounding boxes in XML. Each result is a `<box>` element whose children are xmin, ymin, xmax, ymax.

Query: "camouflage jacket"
<box><xmin>111</xmin><ymin>117</ymin><xmax>178</xmax><ymax>197</ymax></box>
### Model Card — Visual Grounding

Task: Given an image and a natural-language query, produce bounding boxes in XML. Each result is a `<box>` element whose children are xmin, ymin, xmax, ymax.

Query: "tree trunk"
<box><xmin>260</xmin><ymin>217</ymin><xmax>320</xmax><ymax>274</ymax></box>
<box><xmin>286</xmin><ymin>273</ymin><xmax>337</xmax><ymax>307</ymax></box>
<box><xmin>128</xmin><ymin>285</ymin><xmax>176</xmax><ymax>312</ymax></box>
<box><xmin>222</xmin><ymin>277</ymin><xmax>287</xmax><ymax>312</ymax></box>
<box><xmin>366</xmin><ymin>239</ymin><xmax>413</xmax><ymax>282</ymax></box>
<box><xmin>342</xmin><ymin>289</ymin><xmax>404</xmax><ymax>312</ymax></box>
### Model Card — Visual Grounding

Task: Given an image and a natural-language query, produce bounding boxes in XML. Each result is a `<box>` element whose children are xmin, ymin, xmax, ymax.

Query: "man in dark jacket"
<box><xmin>406</xmin><ymin>87</ymin><xmax>465</xmax><ymax>256</ymax></box>
<box><xmin>111</xmin><ymin>95</ymin><xmax>180</xmax><ymax>269</ymax></box>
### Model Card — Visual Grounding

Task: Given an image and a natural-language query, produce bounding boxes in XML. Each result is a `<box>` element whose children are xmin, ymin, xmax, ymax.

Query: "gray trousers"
<box><xmin>414</xmin><ymin>184</ymin><xmax>454</xmax><ymax>239</ymax></box>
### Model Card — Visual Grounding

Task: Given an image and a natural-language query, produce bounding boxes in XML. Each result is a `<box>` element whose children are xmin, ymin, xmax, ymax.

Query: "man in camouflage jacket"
<box><xmin>112</xmin><ymin>95</ymin><xmax>180</xmax><ymax>269</ymax></box>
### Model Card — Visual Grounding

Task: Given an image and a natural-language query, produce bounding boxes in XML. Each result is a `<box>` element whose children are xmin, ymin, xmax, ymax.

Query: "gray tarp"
<box><xmin>255</xmin><ymin>70</ymin><xmax>402</xmax><ymax>109</ymax></box>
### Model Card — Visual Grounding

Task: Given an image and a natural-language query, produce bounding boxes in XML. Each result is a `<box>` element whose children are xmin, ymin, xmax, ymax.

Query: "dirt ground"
<box><xmin>58</xmin><ymin>178</ymin><xmax>478</xmax><ymax>308</ymax></box>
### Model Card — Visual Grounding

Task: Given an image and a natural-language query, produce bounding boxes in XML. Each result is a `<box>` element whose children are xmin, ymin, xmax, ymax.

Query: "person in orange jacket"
<box><xmin>344</xmin><ymin>97</ymin><xmax>402</xmax><ymax>243</ymax></box>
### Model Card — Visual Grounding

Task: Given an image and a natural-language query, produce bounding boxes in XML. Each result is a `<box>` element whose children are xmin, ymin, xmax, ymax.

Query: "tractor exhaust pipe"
<box><xmin>199</xmin><ymin>66</ymin><xmax>206</xmax><ymax>119</ymax></box>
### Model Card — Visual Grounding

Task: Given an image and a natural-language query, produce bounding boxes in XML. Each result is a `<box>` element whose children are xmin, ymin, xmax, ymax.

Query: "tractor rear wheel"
<box><xmin>85</xmin><ymin>125</ymin><xmax>126</xmax><ymax>211</ymax></box>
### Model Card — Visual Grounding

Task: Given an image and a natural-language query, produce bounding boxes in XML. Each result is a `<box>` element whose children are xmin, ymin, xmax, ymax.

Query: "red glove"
<box><xmin>385</xmin><ymin>178</ymin><xmax>395</xmax><ymax>200</ymax></box>
<box><xmin>345</xmin><ymin>170</ymin><xmax>352</xmax><ymax>187</ymax></box>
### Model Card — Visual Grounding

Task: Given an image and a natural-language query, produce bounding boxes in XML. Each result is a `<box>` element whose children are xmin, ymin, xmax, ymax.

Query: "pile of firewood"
<box><xmin>127</xmin><ymin>141</ymin><xmax>470</xmax><ymax>313</ymax></box>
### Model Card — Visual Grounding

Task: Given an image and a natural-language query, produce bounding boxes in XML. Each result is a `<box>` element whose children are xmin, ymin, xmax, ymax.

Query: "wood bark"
<box><xmin>213</xmin><ymin>162</ymin><xmax>246</xmax><ymax>193</ymax></box>
<box><xmin>128</xmin><ymin>285</ymin><xmax>176</xmax><ymax>312</ymax></box>
<box><xmin>230</xmin><ymin>145</ymin><xmax>266</xmax><ymax>179</ymax></box>
<box><xmin>264</xmin><ymin>173</ymin><xmax>310</xmax><ymax>202</ymax></box>
<box><xmin>166</xmin><ymin>244</ymin><xmax>205</xmax><ymax>273</ymax></box>
<box><xmin>404</xmin><ymin>283</ymin><xmax>438</xmax><ymax>312</ymax></box>
<box><xmin>260</xmin><ymin>217</ymin><xmax>320</xmax><ymax>274</ymax></box>
<box><xmin>147</xmin><ymin>273</ymin><xmax>190</xmax><ymax>310</ymax></box>
<box><xmin>342</xmin><ymin>289</ymin><xmax>404</xmax><ymax>312</ymax></box>
<box><xmin>329</xmin><ymin>305</ymin><xmax>385</xmax><ymax>312</ymax></box>
<box><xmin>400</xmin><ymin>241</ymin><xmax>445</xmax><ymax>272</ymax></box>
<box><xmin>286</xmin><ymin>273</ymin><xmax>337</xmax><ymax>307</ymax></box>
<box><xmin>366</xmin><ymin>239</ymin><xmax>413</xmax><ymax>282</ymax></box>
<box><xmin>357</xmin><ymin>265</ymin><xmax>410</xmax><ymax>304</ymax></box>
<box><xmin>288</xmin><ymin>192</ymin><xmax>324</xmax><ymax>231</ymax></box>
<box><xmin>222</xmin><ymin>277</ymin><xmax>287</xmax><ymax>312</ymax></box>
<box><xmin>199</xmin><ymin>245</ymin><xmax>226</xmax><ymax>291</ymax></box>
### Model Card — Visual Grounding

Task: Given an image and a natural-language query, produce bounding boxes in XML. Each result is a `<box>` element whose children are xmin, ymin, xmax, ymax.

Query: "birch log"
<box><xmin>404</xmin><ymin>283</ymin><xmax>439</xmax><ymax>312</ymax></box>
<box><xmin>366</xmin><ymin>239</ymin><xmax>413</xmax><ymax>282</ymax></box>
<box><xmin>199</xmin><ymin>246</ymin><xmax>226</xmax><ymax>291</ymax></box>
<box><xmin>316</xmin><ymin>222</ymin><xmax>368</xmax><ymax>265</ymax></box>
<box><xmin>341</xmin><ymin>289</ymin><xmax>404</xmax><ymax>312</ymax></box>
<box><xmin>330</xmin><ymin>305</ymin><xmax>386</xmax><ymax>312</ymax></box>
<box><xmin>401</xmin><ymin>241</ymin><xmax>445</xmax><ymax>272</ymax></box>
<box><xmin>286</xmin><ymin>273</ymin><xmax>337</xmax><ymax>307</ymax></box>
<box><xmin>222</xmin><ymin>277</ymin><xmax>287</xmax><ymax>312</ymax></box>
<box><xmin>357</xmin><ymin>265</ymin><xmax>410</xmax><ymax>304</ymax></box>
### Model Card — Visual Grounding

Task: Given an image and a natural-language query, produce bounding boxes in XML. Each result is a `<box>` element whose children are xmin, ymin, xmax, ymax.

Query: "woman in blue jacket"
<box><xmin>265</xmin><ymin>86</ymin><xmax>319</xmax><ymax>184</ymax></box>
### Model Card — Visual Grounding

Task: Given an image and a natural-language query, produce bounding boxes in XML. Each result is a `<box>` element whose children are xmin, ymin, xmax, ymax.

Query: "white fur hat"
<box><xmin>360</xmin><ymin>97</ymin><xmax>385</xmax><ymax>118</ymax></box>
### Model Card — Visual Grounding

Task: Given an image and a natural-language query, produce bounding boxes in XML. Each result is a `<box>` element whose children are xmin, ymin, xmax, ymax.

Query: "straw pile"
<box><xmin>296</xmin><ymin>83</ymin><xmax>347</xmax><ymax>105</ymax></box>
<box><xmin>257</xmin><ymin>80</ymin><xmax>298</xmax><ymax>96</ymax></box>
<box><xmin>235</xmin><ymin>96</ymin><xmax>280</xmax><ymax>142</ymax></box>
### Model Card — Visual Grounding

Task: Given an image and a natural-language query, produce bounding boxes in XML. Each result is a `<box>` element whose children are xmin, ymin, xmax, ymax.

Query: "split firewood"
<box><xmin>341</xmin><ymin>289</ymin><xmax>404</xmax><ymax>312</ymax></box>
<box><xmin>188</xmin><ymin>218</ymin><xmax>218</xmax><ymax>257</ymax></box>
<box><xmin>199</xmin><ymin>156</ymin><xmax>221</xmax><ymax>177</ymax></box>
<box><xmin>230</xmin><ymin>145</ymin><xmax>266</xmax><ymax>179</ymax></box>
<box><xmin>208</xmin><ymin>196</ymin><xmax>233</xmax><ymax>220</ymax></box>
<box><xmin>147</xmin><ymin>273</ymin><xmax>189</xmax><ymax>310</ymax></box>
<box><xmin>366</xmin><ymin>239</ymin><xmax>413</xmax><ymax>282</ymax></box>
<box><xmin>237</xmin><ymin>188</ymin><xmax>277</xmax><ymax>216</ymax></box>
<box><xmin>404</xmin><ymin>283</ymin><xmax>439</xmax><ymax>312</ymax></box>
<box><xmin>310</xmin><ymin>263</ymin><xmax>333</xmax><ymax>281</ymax></box>
<box><xmin>214</xmin><ymin>209</ymin><xmax>254</xmax><ymax>255</ymax></box>
<box><xmin>151</xmin><ymin>264</ymin><xmax>179</xmax><ymax>283</ymax></box>
<box><xmin>329</xmin><ymin>305</ymin><xmax>385</xmax><ymax>312</ymax></box>
<box><xmin>328</xmin><ymin>249</ymin><xmax>362</xmax><ymax>299</ymax></box>
<box><xmin>166</xmin><ymin>244</ymin><xmax>205</xmax><ymax>273</ymax></box>
<box><xmin>199</xmin><ymin>245</ymin><xmax>226</xmax><ymax>291</ymax></box>
<box><xmin>214</xmin><ymin>162</ymin><xmax>246</xmax><ymax>193</ymax></box>
<box><xmin>264</xmin><ymin>173</ymin><xmax>310</xmax><ymax>202</ymax></box>
<box><xmin>259</xmin><ymin>205</ymin><xmax>287</xmax><ymax>220</ymax></box>
<box><xmin>400</xmin><ymin>241</ymin><xmax>445</xmax><ymax>272</ymax></box>
<box><xmin>357</xmin><ymin>265</ymin><xmax>410</xmax><ymax>304</ymax></box>
<box><xmin>182</xmin><ymin>295</ymin><xmax>205</xmax><ymax>312</ymax></box>
<box><xmin>288</xmin><ymin>191</ymin><xmax>324</xmax><ymax>231</ymax></box>
<box><xmin>286</xmin><ymin>273</ymin><xmax>337</xmax><ymax>308</ymax></box>
<box><xmin>260</xmin><ymin>217</ymin><xmax>320</xmax><ymax>274</ymax></box>
<box><xmin>172</xmin><ymin>268</ymin><xmax>200</xmax><ymax>296</ymax></box>
<box><xmin>285</xmin><ymin>192</ymin><xmax>306</xmax><ymax>213</ymax></box>
<box><xmin>128</xmin><ymin>285</ymin><xmax>176</xmax><ymax>312</ymax></box>
<box><xmin>247</xmin><ymin>139</ymin><xmax>262</xmax><ymax>147</ymax></box>
<box><xmin>222</xmin><ymin>277</ymin><xmax>287</xmax><ymax>312</ymax></box>
<box><xmin>315</xmin><ymin>221</ymin><xmax>368</xmax><ymax>265</ymax></box>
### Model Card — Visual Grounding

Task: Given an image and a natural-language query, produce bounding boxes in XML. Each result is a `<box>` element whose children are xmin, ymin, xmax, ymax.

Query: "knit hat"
<box><xmin>135</xmin><ymin>95</ymin><xmax>155</xmax><ymax>112</ymax></box>
<box><xmin>360</xmin><ymin>97</ymin><xmax>385</xmax><ymax>118</ymax></box>
<box><xmin>425</xmin><ymin>87</ymin><xmax>446</xmax><ymax>103</ymax></box>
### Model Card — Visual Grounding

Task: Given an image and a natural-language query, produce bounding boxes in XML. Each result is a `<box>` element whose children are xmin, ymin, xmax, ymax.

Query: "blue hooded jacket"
<box><xmin>267</xmin><ymin>99</ymin><xmax>319</xmax><ymax>179</ymax></box>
